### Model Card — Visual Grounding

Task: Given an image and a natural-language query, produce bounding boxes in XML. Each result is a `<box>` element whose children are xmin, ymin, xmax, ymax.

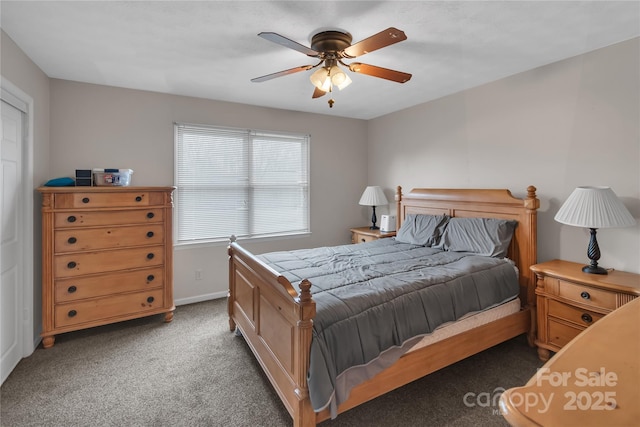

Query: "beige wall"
<box><xmin>49</xmin><ymin>80</ymin><xmax>369</xmax><ymax>302</ymax></box>
<box><xmin>368</xmin><ymin>38</ymin><xmax>640</xmax><ymax>273</ymax></box>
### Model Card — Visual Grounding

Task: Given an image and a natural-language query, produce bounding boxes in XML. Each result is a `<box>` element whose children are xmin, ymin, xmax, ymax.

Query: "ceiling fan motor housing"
<box><xmin>310</xmin><ymin>31</ymin><xmax>353</xmax><ymax>55</ymax></box>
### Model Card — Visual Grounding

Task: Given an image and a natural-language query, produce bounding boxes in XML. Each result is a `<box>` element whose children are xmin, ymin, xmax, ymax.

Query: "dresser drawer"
<box><xmin>54</xmin><ymin>191</ymin><xmax>151</xmax><ymax>208</ymax></box>
<box><xmin>54</xmin><ymin>289</ymin><xmax>165</xmax><ymax>328</ymax></box>
<box><xmin>547</xmin><ymin>299</ymin><xmax>604</xmax><ymax>328</ymax></box>
<box><xmin>550</xmin><ymin>278</ymin><xmax>617</xmax><ymax>310</ymax></box>
<box><xmin>547</xmin><ymin>319</ymin><xmax>583</xmax><ymax>348</ymax></box>
<box><xmin>54</xmin><ymin>209</ymin><xmax>164</xmax><ymax>228</ymax></box>
<box><xmin>54</xmin><ymin>246</ymin><xmax>164</xmax><ymax>278</ymax></box>
<box><xmin>55</xmin><ymin>224</ymin><xmax>164</xmax><ymax>253</ymax></box>
<box><xmin>55</xmin><ymin>267</ymin><xmax>164</xmax><ymax>302</ymax></box>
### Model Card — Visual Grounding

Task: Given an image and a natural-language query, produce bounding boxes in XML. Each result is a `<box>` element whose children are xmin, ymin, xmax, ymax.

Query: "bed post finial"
<box><xmin>298</xmin><ymin>279</ymin><xmax>312</xmax><ymax>303</ymax></box>
<box><xmin>524</xmin><ymin>186</ymin><xmax>540</xmax><ymax>211</ymax></box>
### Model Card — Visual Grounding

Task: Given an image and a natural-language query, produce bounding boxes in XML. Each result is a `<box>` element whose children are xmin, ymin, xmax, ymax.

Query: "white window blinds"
<box><xmin>175</xmin><ymin>123</ymin><xmax>310</xmax><ymax>244</ymax></box>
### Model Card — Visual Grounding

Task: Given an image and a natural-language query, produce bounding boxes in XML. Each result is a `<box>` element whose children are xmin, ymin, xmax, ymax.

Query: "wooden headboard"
<box><xmin>395</xmin><ymin>186</ymin><xmax>540</xmax><ymax>308</ymax></box>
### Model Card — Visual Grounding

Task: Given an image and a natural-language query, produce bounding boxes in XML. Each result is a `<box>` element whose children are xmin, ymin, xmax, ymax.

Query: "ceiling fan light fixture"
<box><xmin>310</xmin><ymin>67</ymin><xmax>332</xmax><ymax>91</ymax></box>
<box><xmin>329</xmin><ymin>65</ymin><xmax>352</xmax><ymax>90</ymax></box>
<box><xmin>254</xmin><ymin>27</ymin><xmax>411</xmax><ymax>107</ymax></box>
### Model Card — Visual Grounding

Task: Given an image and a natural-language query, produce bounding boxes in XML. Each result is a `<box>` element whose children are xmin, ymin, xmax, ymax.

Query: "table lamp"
<box><xmin>554</xmin><ymin>186</ymin><xmax>636</xmax><ymax>274</ymax></box>
<box><xmin>359</xmin><ymin>186</ymin><xmax>388</xmax><ymax>230</ymax></box>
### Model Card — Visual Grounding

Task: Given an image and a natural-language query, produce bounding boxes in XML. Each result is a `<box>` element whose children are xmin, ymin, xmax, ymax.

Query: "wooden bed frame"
<box><xmin>228</xmin><ymin>186</ymin><xmax>539</xmax><ymax>426</ymax></box>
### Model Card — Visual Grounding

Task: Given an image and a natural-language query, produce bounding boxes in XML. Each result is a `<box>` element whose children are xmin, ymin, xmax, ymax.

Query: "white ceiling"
<box><xmin>1</xmin><ymin>1</ymin><xmax>639</xmax><ymax>120</ymax></box>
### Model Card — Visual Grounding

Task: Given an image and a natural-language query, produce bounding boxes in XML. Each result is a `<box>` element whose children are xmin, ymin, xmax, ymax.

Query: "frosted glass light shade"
<box><xmin>310</xmin><ymin>65</ymin><xmax>351</xmax><ymax>92</ymax></box>
<box><xmin>310</xmin><ymin>67</ymin><xmax>331</xmax><ymax>91</ymax></box>
<box><xmin>329</xmin><ymin>65</ymin><xmax>352</xmax><ymax>90</ymax></box>
<box><xmin>359</xmin><ymin>186</ymin><xmax>388</xmax><ymax>207</ymax></box>
<box><xmin>554</xmin><ymin>186</ymin><xmax>636</xmax><ymax>228</ymax></box>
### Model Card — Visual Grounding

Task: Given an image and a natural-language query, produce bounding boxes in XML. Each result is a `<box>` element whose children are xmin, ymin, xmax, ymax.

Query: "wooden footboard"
<box><xmin>228</xmin><ymin>186</ymin><xmax>539</xmax><ymax>427</ymax></box>
<box><xmin>228</xmin><ymin>237</ymin><xmax>316</xmax><ymax>426</ymax></box>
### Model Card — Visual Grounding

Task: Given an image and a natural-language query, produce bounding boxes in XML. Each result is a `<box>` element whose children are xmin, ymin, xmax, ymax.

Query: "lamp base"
<box><xmin>583</xmin><ymin>228</ymin><xmax>608</xmax><ymax>275</ymax></box>
<box><xmin>369</xmin><ymin>206</ymin><xmax>379</xmax><ymax>230</ymax></box>
<box><xmin>582</xmin><ymin>265</ymin><xmax>608</xmax><ymax>275</ymax></box>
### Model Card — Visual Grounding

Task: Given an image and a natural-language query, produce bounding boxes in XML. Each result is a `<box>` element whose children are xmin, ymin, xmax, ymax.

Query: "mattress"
<box><xmin>257</xmin><ymin>238</ymin><xmax>520</xmax><ymax>416</ymax></box>
<box><xmin>408</xmin><ymin>296</ymin><xmax>521</xmax><ymax>352</ymax></box>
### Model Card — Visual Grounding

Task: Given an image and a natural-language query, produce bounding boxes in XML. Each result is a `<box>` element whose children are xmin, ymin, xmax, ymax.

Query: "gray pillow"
<box><xmin>439</xmin><ymin>217</ymin><xmax>517</xmax><ymax>258</ymax></box>
<box><xmin>395</xmin><ymin>214</ymin><xmax>450</xmax><ymax>246</ymax></box>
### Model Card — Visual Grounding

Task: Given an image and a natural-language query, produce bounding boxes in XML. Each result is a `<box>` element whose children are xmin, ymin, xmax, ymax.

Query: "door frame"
<box><xmin>1</xmin><ymin>76</ymin><xmax>36</xmax><ymax>357</ymax></box>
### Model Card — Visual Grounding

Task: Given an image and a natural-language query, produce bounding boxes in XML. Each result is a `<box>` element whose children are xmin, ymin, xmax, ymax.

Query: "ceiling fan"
<box><xmin>251</xmin><ymin>27</ymin><xmax>412</xmax><ymax>107</ymax></box>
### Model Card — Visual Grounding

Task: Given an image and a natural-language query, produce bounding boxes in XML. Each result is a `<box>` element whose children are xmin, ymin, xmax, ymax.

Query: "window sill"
<box><xmin>174</xmin><ymin>231</ymin><xmax>312</xmax><ymax>250</ymax></box>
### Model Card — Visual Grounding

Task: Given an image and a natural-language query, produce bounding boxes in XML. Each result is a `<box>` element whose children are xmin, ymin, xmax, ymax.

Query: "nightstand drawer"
<box><xmin>554</xmin><ymin>278</ymin><xmax>617</xmax><ymax>310</ymax></box>
<box><xmin>548</xmin><ymin>299</ymin><xmax>604</xmax><ymax>327</ymax></box>
<box><xmin>353</xmin><ymin>233</ymin><xmax>377</xmax><ymax>243</ymax></box>
<box><xmin>548</xmin><ymin>319</ymin><xmax>583</xmax><ymax>348</ymax></box>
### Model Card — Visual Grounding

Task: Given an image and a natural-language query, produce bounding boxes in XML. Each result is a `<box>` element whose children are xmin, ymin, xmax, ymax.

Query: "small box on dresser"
<box><xmin>532</xmin><ymin>259</ymin><xmax>640</xmax><ymax>361</ymax></box>
<box><xmin>38</xmin><ymin>186</ymin><xmax>176</xmax><ymax>348</ymax></box>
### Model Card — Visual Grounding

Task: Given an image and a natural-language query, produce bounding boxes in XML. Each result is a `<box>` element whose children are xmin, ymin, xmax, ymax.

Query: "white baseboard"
<box><xmin>175</xmin><ymin>291</ymin><xmax>227</xmax><ymax>306</ymax></box>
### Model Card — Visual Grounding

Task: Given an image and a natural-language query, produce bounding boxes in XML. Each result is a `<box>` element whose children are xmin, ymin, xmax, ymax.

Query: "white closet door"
<box><xmin>1</xmin><ymin>99</ymin><xmax>24</xmax><ymax>384</ymax></box>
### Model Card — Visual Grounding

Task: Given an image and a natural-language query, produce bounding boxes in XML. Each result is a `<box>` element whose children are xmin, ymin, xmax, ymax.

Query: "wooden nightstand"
<box><xmin>532</xmin><ymin>259</ymin><xmax>640</xmax><ymax>361</ymax></box>
<box><xmin>350</xmin><ymin>227</ymin><xmax>396</xmax><ymax>244</ymax></box>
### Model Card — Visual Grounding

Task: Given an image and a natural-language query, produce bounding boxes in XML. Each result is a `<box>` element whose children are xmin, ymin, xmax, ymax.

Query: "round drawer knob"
<box><xmin>136</xmin><ymin>196</ymin><xmax>143</xmax><ymax>202</ymax></box>
<box><xmin>68</xmin><ymin>310</ymin><xmax>77</xmax><ymax>317</ymax></box>
<box><xmin>146</xmin><ymin>231</ymin><xmax>154</xmax><ymax>238</ymax></box>
<box><xmin>147</xmin><ymin>296</ymin><xmax>155</xmax><ymax>303</ymax></box>
<box><xmin>68</xmin><ymin>237</ymin><xmax>77</xmax><ymax>244</ymax></box>
<box><xmin>147</xmin><ymin>274</ymin><xmax>155</xmax><ymax>282</ymax></box>
<box><xmin>580</xmin><ymin>291</ymin><xmax>590</xmax><ymax>300</ymax></box>
<box><xmin>581</xmin><ymin>313</ymin><xmax>593</xmax><ymax>324</ymax></box>
<box><xmin>146</xmin><ymin>253</ymin><xmax>154</xmax><ymax>260</ymax></box>
<box><xmin>82</xmin><ymin>197</ymin><xmax>90</xmax><ymax>204</ymax></box>
<box><xmin>68</xmin><ymin>285</ymin><xmax>77</xmax><ymax>293</ymax></box>
<box><xmin>146</xmin><ymin>212</ymin><xmax>155</xmax><ymax>219</ymax></box>
<box><xmin>67</xmin><ymin>261</ymin><xmax>77</xmax><ymax>269</ymax></box>
<box><xmin>67</xmin><ymin>215</ymin><xmax>77</xmax><ymax>223</ymax></box>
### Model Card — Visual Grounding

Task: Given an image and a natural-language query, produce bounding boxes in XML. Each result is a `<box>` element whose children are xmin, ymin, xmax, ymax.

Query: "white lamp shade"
<box><xmin>554</xmin><ymin>186</ymin><xmax>636</xmax><ymax>228</ymax></box>
<box><xmin>359</xmin><ymin>186</ymin><xmax>388</xmax><ymax>206</ymax></box>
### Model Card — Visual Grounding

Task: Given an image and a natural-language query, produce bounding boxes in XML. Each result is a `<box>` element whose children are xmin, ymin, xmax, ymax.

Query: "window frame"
<box><xmin>174</xmin><ymin>122</ymin><xmax>311</xmax><ymax>247</ymax></box>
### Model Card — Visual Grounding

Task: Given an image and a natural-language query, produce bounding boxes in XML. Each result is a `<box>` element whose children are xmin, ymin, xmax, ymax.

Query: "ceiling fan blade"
<box><xmin>251</xmin><ymin>65</ymin><xmax>314</xmax><ymax>83</ymax></box>
<box><xmin>342</xmin><ymin>27</ymin><xmax>407</xmax><ymax>58</ymax></box>
<box><xmin>348</xmin><ymin>62</ymin><xmax>412</xmax><ymax>83</ymax></box>
<box><xmin>258</xmin><ymin>32</ymin><xmax>319</xmax><ymax>57</ymax></box>
<box><xmin>312</xmin><ymin>87</ymin><xmax>327</xmax><ymax>99</ymax></box>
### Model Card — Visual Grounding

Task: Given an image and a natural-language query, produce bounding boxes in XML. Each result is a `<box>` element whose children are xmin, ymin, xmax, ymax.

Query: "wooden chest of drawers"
<box><xmin>38</xmin><ymin>186</ymin><xmax>176</xmax><ymax>348</ymax></box>
<box><xmin>531</xmin><ymin>259</ymin><xmax>640</xmax><ymax>361</ymax></box>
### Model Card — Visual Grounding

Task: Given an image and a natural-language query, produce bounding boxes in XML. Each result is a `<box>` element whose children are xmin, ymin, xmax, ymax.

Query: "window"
<box><xmin>174</xmin><ymin>123</ymin><xmax>310</xmax><ymax>244</ymax></box>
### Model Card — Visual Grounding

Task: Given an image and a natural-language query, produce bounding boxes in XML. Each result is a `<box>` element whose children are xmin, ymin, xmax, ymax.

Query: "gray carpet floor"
<box><xmin>1</xmin><ymin>298</ymin><xmax>543</xmax><ymax>427</ymax></box>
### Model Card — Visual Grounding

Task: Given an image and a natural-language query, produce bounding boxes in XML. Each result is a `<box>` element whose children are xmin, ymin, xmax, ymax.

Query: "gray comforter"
<box><xmin>257</xmin><ymin>238</ymin><xmax>519</xmax><ymax>416</ymax></box>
